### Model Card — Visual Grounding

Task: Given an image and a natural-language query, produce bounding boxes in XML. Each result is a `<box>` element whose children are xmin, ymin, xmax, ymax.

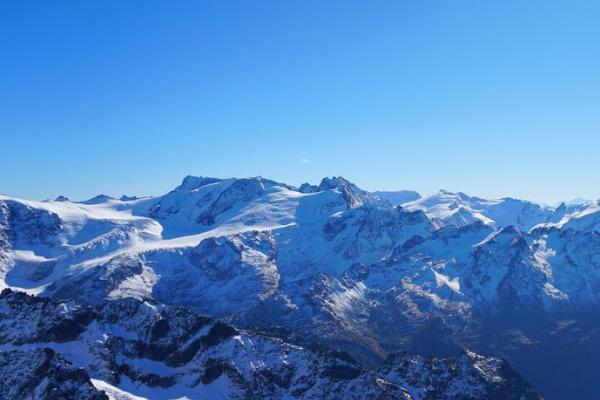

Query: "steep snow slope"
<box><xmin>0</xmin><ymin>195</ymin><xmax>162</xmax><ymax>295</ymax></box>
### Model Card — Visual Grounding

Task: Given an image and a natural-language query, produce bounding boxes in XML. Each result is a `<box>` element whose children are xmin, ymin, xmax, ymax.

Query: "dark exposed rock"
<box><xmin>201</xmin><ymin>321</ymin><xmax>238</xmax><ymax>347</ymax></box>
<box><xmin>321</xmin><ymin>364</ymin><xmax>362</xmax><ymax>380</ymax></box>
<box><xmin>0</xmin><ymin>348</ymin><xmax>107</xmax><ymax>400</ymax></box>
<box><xmin>3</xmin><ymin>200</ymin><xmax>62</xmax><ymax>246</ymax></box>
<box><xmin>0</xmin><ymin>288</ymin><xmax>542</xmax><ymax>400</ymax></box>
<box><xmin>381</xmin><ymin>350</ymin><xmax>542</xmax><ymax>400</ymax></box>
<box><xmin>0</xmin><ymin>289</ymin><xmax>96</xmax><ymax>344</ymax></box>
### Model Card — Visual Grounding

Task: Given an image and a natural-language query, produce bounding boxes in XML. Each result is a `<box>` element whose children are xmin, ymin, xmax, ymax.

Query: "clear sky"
<box><xmin>1</xmin><ymin>1</ymin><xmax>599</xmax><ymax>203</ymax></box>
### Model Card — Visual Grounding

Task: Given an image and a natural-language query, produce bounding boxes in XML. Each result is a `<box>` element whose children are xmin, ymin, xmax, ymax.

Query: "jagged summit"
<box><xmin>304</xmin><ymin>176</ymin><xmax>388</xmax><ymax>208</ymax></box>
<box><xmin>317</xmin><ymin>176</ymin><xmax>354</xmax><ymax>190</ymax></box>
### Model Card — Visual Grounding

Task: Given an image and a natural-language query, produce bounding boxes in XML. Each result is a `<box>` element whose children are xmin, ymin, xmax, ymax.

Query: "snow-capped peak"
<box><xmin>80</xmin><ymin>194</ymin><xmax>116</xmax><ymax>205</ymax></box>
<box><xmin>174</xmin><ymin>175</ymin><xmax>225</xmax><ymax>191</ymax></box>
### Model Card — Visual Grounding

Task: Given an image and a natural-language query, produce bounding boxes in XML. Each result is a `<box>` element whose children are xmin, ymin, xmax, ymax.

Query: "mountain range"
<box><xmin>2</xmin><ymin>175</ymin><xmax>600</xmax><ymax>399</ymax></box>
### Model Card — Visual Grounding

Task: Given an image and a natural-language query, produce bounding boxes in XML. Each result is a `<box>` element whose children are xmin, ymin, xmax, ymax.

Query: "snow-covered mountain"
<box><xmin>1</xmin><ymin>175</ymin><xmax>599</xmax><ymax>398</ymax></box>
<box><xmin>402</xmin><ymin>190</ymin><xmax>554</xmax><ymax>231</ymax></box>
<box><xmin>0</xmin><ymin>289</ymin><xmax>541</xmax><ymax>400</ymax></box>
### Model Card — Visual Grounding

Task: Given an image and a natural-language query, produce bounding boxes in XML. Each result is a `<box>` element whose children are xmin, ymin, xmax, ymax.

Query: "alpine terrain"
<box><xmin>2</xmin><ymin>175</ymin><xmax>599</xmax><ymax>399</ymax></box>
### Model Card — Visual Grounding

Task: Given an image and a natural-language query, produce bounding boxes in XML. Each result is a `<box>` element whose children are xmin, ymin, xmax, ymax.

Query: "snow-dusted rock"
<box><xmin>0</xmin><ymin>289</ymin><xmax>540</xmax><ymax>400</ymax></box>
<box><xmin>380</xmin><ymin>350</ymin><xmax>540</xmax><ymax>400</ymax></box>
<box><xmin>0</xmin><ymin>348</ymin><xmax>107</xmax><ymax>400</ymax></box>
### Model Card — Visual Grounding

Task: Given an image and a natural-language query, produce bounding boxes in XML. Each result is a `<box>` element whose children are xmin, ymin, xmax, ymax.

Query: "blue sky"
<box><xmin>1</xmin><ymin>1</ymin><xmax>599</xmax><ymax>203</ymax></box>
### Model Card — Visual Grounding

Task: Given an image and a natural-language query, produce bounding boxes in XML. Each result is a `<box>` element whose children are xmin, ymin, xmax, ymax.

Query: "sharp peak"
<box><xmin>318</xmin><ymin>176</ymin><xmax>358</xmax><ymax>189</ymax></box>
<box><xmin>298</xmin><ymin>176</ymin><xmax>364</xmax><ymax>194</ymax></box>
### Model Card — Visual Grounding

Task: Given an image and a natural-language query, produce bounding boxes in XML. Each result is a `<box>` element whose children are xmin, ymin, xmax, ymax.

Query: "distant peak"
<box><xmin>437</xmin><ymin>189</ymin><xmax>472</xmax><ymax>201</ymax></box>
<box><xmin>54</xmin><ymin>195</ymin><xmax>70</xmax><ymax>202</ymax></box>
<box><xmin>298</xmin><ymin>177</ymin><xmax>362</xmax><ymax>195</ymax></box>
<box><xmin>298</xmin><ymin>182</ymin><xmax>318</xmax><ymax>193</ymax></box>
<box><xmin>562</xmin><ymin>198</ymin><xmax>593</xmax><ymax>207</ymax></box>
<box><xmin>80</xmin><ymin>194</ymin><xmax>115</xmax><ymax>205</ymax></box>
<box><xmin>318</xmin><ymin>176</ymin><xmax>354</xmax><ymax>191</ymax></box>
<box><xmin>175</xmin><ymin>176</ymin><xmax>223</xmax><ymax>191</ymax></box>
<box><xmin>314</xmin><ymin>176</ymin><xmax>392</xmax><ymax>209</ymax></box>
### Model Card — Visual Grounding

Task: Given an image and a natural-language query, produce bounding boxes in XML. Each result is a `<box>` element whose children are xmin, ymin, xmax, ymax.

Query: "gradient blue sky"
<box><xmin>1</xmin><ymin>1</ymin><xmax>599</xmax><ymax>203</ymax></box>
